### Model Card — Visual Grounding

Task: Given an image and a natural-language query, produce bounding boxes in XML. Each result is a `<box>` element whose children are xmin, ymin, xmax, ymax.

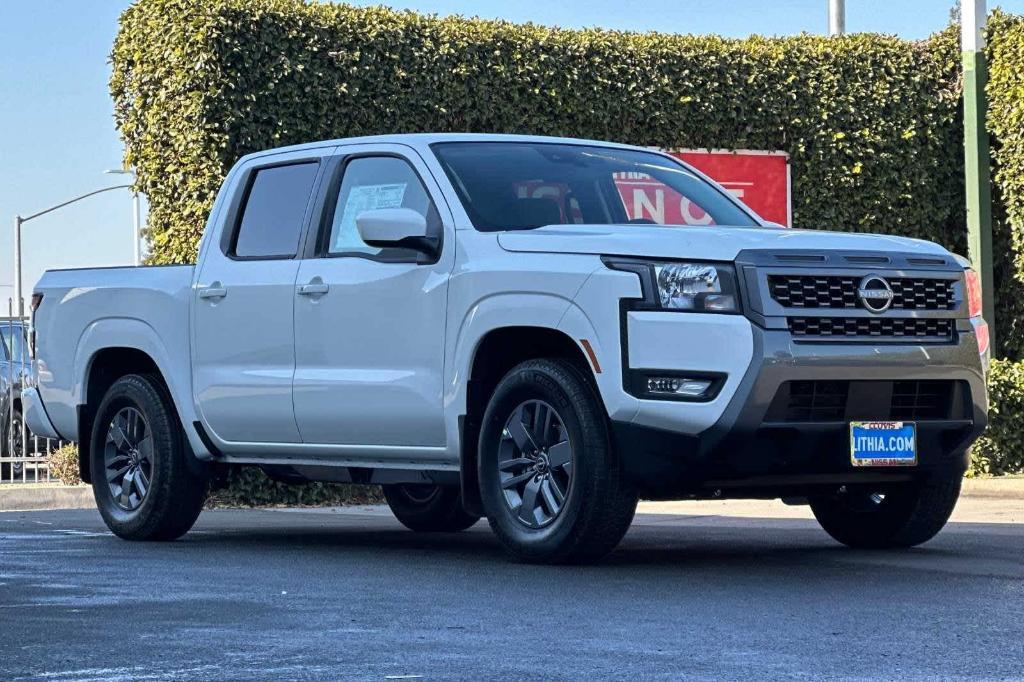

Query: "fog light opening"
<box><xmin>646</xmin><ymin>376</ymin><xmax>714</xmax><ymax>398</ymax></box>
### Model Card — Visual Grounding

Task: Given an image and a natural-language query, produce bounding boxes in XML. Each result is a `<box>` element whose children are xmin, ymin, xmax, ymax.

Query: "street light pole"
<box><xmin>105</xmin><ymin>169</ymin><xmax>142</xmax><ymax>265</ymax></box>
<box><xmin>13</xmin><ymin>216</ymin><xmax>23</xmax><ymax>318</ymax></box>
<box><xmin>828</xmin><ymin>0</ymin><xmax>846</xmax><ymax>36</ymax></box>
<box><xmin>12</xmin><ymin>184</ymin><xmax>131</xmax><ymax>318</ymax></box>
<box><xmin>132</xmin><ymin>191</ymin><xmax>142</xmax><ymax>266</ymax></box>
<box><xmin>962</xmin><ymin>0</ymin><xmax>996</xmax><ymax>343</ymax></box>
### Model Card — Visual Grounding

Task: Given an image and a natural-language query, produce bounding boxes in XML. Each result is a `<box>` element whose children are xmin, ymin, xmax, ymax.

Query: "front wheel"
<box><xmin>809</xmin><ymin>472</ymin><xmax>962</xmax><ymax>549</ymax></box>
<box><xmin>90</xmin><ymin>374</ymin><xmax>207</xmax><ymax>541</ymax></box>
<box><xmin>478</xmin><ymin>359</ymin><xmax>638</xmax><ymax>564</ymax></box>
<box><xmin>382</xmin><ymin>484</ymin><xmax>480</xmax><ymax>532</ymax></box>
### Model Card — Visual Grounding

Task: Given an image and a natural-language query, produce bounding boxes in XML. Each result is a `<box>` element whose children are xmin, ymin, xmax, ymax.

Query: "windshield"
<box><xmin>432</xmin><ymin>142</ymin><xmax>758</xmax><ymax>231</ymax></box>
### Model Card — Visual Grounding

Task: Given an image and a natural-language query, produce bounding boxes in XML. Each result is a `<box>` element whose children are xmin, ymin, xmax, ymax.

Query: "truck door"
<box><xmin>292</xmin><ymin>145</ymin><xmax>453</xmax><ymax>450</ymax></box>
<box><xmin>192</xmin><ymin>151</ymin><xmax>325</xmax><ymax>446</ymax></box>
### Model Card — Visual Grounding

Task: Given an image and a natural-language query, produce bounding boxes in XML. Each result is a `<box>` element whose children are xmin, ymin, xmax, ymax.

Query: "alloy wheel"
<box><xmin>497</xmin><ymin>400</ymin><xmax>573</xmax><ymax>529</ymax></box>
<box><xmin>103</xmin><ymin>406</ymin><xmax>154</xmax><ymax>511</ymax></box>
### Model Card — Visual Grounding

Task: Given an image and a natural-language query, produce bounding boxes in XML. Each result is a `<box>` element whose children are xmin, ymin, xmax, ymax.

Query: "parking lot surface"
<box><xmin>1</xmin><ymin>497</ymin><xmax>1022</xmax><ymax>680</ymax></box>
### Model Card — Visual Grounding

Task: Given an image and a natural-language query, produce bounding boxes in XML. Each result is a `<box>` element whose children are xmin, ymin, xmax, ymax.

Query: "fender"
<box><xmin>444</xmin><ymin>291</ymin><xmax>576</xmax><ymax>457</ymax></box>
<box><xmin>72</xmin><ymin>317</ymin><xmax>211</xmax><ymax>459</ymax></box>
<box><xmin>556</xmin><ymin>301</ymin><xmax>638</xmax><ymax>424</ymax></box>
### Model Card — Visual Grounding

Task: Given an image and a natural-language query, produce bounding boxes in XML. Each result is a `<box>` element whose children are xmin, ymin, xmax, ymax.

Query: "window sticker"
<box><xmin>333</xmin><ymin>182</ymin><xmax>408</xmax><ymax>251</ymax></box>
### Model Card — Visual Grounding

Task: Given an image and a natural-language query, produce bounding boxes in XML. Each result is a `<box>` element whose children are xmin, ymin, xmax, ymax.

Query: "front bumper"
<box><xmin>613</xmin><ymin>326</ymin><xmax>988</xmax><ymax>498</ymax></box>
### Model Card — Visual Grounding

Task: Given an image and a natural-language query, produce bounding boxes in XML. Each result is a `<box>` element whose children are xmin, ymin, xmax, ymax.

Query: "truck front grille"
<box><xmin>787</xmin><ymin>316</ymin><xmax>954</xmax><ymax>341</ymax></box>
<box><xmin>767</xmin><ymin>275</ymin><xmax>955</xmax><ymax>311</ymax></box>
<box><xmin>767</xmin><ymin>380</ymin><xmax>962</xmax><ymax>422</ymax></box>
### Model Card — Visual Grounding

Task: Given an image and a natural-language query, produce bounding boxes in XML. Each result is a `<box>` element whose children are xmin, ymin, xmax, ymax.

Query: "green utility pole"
<box><xmin>962</xmin><ymin>0</ymin><xmax>996</xmax><ymax>339</ymax></box>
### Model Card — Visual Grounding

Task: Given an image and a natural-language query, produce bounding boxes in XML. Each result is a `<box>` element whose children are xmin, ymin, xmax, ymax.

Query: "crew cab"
<box><xmin>24</xmin><ymin>134</ymin><xmax>989</xmax><ymax>562</ymax></box>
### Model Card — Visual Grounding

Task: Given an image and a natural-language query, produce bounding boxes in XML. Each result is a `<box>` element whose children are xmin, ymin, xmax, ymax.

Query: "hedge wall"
<box><xmin>205</xmin><ymin>467</ymin><xmax>383</xmax><ymax>508</ymax></box>
<box><xmin>111</xmin><ymin>1</ymin><xmax>966</xmax><ymax>260</ymax></box>
<box><xmin>971</xmin><ymin>359</ymin><xmax>1024</xmax><ymax>475</ymax></box>
<box><xmin>987</xmin><ymin>13</ymin><xmax>1024</xmax><ymax>357</ymax></box>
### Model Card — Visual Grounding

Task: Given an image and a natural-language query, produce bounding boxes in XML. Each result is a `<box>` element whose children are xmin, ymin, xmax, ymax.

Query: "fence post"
<box><xmin>6</xmin><ymin>300</ymin><xmax>13</xmax><ymax>483</ymax></box>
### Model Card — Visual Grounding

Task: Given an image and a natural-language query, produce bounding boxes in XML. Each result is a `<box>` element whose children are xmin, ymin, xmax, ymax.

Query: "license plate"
<box><xmin>849</xmin><ymin>421</ymin><xmax>917</xmax><ymax>467</ymax></box>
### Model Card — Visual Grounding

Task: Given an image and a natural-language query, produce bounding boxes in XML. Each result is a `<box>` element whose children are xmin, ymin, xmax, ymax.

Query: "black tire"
<box><xmin>809</xmin><ymin>473</ymin><xmax>962</xmax><ymax>549</ymax></box>
<box><xmin>382</xmin><ymin>484</ymin><xmax>480</xmax><ymax>532</ymax></box>
<box><xmin>1</xmin><ymin>409</ymin><xmax>25</xmax><ymax>480</ymax></box>
<box><xmin>90</xmin><ymin>374</ymin><xmax>207</xmax><ymax>541</ymax></box>
<box><xmin>478</xmin><ymin>358</ymin><xmax>638</xmax><ymax>564</ymax></box>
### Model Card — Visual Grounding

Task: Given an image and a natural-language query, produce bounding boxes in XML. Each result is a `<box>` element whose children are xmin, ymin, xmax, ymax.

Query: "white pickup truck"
<box><xmin>25</xmin><ymin>134</ymin><xmax>988</xmax><ymax>563</ymax></box>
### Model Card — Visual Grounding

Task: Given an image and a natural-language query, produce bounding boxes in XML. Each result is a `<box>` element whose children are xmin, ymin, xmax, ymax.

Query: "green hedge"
<box><xmin>111</xmin><ymin>1</ymin><xmax>966</xmax><ymax>260</ymax></box>
<box><xmin>987</xmin><ymin>13</ymin><xmax>1024</xmax><ymax>357</ymax></box>
<box><xmin>971</xmin><ymin>359</ymin><xmax>1024</xmax><ymax>475</ymax></box>
<box><xmin>206</xmin><ymin>467</ymin><xmax>383</xmax><ymax>508</ymax></box>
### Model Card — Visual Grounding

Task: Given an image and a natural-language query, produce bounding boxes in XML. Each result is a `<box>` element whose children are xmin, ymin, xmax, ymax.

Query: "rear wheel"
<box><xmin>478</xmin><ymin>358</ymin><xmax>638</xmax><ymax>564</ymax></box>
<box><xmin>382</xmin><ymin>484</ymin><xmax>480</xmax><ymax>532</ymax></box>
<box><xmin>90</xmin><ymin>374</ymin><xmax>207</xmax><ymax>541</ymax></box>
<box><xmin>809</xmin><ymin>473</ymin><xmax>962</xmax><ymax>549</ymax></box>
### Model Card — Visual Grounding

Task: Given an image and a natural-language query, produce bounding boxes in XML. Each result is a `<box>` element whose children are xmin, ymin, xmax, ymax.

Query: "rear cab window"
<box><xmin>231</xmin><ymin>162</ymin><xmax>320</xmax><ymax>259</ymax></box>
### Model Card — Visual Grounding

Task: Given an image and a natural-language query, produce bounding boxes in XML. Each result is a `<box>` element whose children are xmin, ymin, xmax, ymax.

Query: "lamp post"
<box><xmin>12</xmin><ymin>184</ymin><xmax>131</xmax><ymax>317</ymax></box>
<box><xmin>828</xmin><ymin>0</ymin><xmax>845</xmax><ymax>36</ymax></box>
<box><xmin>104</xmin><ymin>169</ymin><xmax>142</xmax><ymax>266</ymax></box>
<box><xmin>962</xmin><ymin>0</ymin><xmax>996</xmax><ymax>344</ymax></box>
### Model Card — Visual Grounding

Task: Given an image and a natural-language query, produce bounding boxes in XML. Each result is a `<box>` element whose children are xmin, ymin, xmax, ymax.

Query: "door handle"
<box><xmin>297</xmin><ymin>281</ymin><xmax>329</xmax><ymax>296</ymax></box>
<box><xmin>198</xmin><ymin>283</ymin><xmax>227</xmax><ymax>300</ymax></box>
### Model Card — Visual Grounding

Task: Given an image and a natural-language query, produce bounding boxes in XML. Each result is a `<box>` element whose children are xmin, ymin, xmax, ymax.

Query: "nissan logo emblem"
<box><xmin>857</xmin><ymin>274</ymin><xmax>894</xmax><ymax>313</ymax></box>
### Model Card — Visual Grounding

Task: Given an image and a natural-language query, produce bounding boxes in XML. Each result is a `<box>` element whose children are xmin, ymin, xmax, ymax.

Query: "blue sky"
<box><xmin>2</xmin><ymin>0</ymin><xmax>1022</xmax><ymax>301</ymax></box>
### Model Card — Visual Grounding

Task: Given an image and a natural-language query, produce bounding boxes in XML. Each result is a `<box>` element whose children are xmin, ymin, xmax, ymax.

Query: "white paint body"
<box><xmin>26</xmin><ymin>133</ymin><xmax>958</xmax><ymax>471</ymax></box>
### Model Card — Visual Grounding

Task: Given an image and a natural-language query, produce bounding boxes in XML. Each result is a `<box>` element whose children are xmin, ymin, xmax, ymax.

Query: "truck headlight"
<box><xmin>605</xmin><ymin>259</ymin><xmax>740</xmax><ymax>313</ymax></box>
<box><xmin>654</xmin><ymin>263</ymin><xmax>736</xmax><ymax>311</ymax></box>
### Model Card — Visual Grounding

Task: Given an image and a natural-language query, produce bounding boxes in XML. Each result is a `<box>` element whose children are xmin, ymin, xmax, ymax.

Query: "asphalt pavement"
<box><xmin>1</xmin><ymin>497</ymin><xmax>1022</xmax><ymax>681</ymax></box>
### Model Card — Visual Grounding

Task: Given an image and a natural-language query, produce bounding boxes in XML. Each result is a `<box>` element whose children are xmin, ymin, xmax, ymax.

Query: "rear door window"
<box><xmin>232</xmin><ymin>162</ymin><xmax>319</xmax><ymax>259</ymax></box>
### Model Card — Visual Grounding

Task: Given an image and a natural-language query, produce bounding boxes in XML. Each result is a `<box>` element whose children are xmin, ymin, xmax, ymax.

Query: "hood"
<box><xmin>496</xmin><ymin>225</ymin><xmax>951</xmax><ymax>262</ymax></box>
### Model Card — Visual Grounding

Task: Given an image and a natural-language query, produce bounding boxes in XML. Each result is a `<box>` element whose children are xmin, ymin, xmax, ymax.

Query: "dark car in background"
<box><xmin>1</xmin><ymin>319</ymin><xmax>34</xmax><ymax>479</ymax></box>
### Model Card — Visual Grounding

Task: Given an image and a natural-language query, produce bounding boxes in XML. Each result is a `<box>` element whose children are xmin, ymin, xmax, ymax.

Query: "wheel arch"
<box><xmin>77</xmin><ymin>347</ymin><xmax>165</xmax><ymax>484</ymax></box>
<box><xmin>72</xmin><ymin>318</ymin><xmax>201</xmax><ymax>483</ymax></box>
<box><xmin>465</xmin><ymin>326</ymin><xmax>597</xmax><ymax>422</ymax></box>
<box><xmin>458</xmin><ymin>324</ymin><xmax>601</xmax><ymax>515</ymax></box>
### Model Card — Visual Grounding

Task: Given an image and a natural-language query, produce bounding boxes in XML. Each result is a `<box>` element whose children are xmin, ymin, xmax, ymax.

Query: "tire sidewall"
<box><xmin>478</xmin><ymin>362</ymin><xmax>602</xmax><ymax>558</ymax></box>
<box><xmin>5</xmin><ymin>410</ymin><xmax>24</xmax><ymax>475</ymax></box>
<box><xmin>382</xmin><ymin>483</ymin><xmax>479</xmax><ymax>532</ymax></box>
<box><xmin>388</xmin><ymin>483</ymin><xmax>443</xmax><ymax>509</ymax></box>
<box><xmin>90</xmin><ymin>376</ymin><xmax>177</xmax><ymax>536</ymax></box>
<box><xmin>809</xmin><ymin>473</ymin><xmax>961</xmax><ymax>549</ymax></box>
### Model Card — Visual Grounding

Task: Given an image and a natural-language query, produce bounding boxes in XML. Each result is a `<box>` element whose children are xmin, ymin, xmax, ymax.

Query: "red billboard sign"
<box><xmin>512</xmin><ymin>148</ymin><xmax>792</xmax><ymax>227</ymax></box>
<box><xmin>670</xmin><ymin>149</ymin><xmax>791</xmax><ymax>226</ymax></box>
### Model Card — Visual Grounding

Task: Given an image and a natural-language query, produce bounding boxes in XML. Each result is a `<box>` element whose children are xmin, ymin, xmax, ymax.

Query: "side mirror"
<box><xmin>356</xmin><ymin>208</ymin><xmax>437</xmax><ymax>256</ymax></box>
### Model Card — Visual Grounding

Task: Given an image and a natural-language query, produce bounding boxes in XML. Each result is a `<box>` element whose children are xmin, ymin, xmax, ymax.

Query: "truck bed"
<box><xmin>32</xmin><ymin>265</ymin><xmax>195</xmax><ymax>442</ymax></box>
